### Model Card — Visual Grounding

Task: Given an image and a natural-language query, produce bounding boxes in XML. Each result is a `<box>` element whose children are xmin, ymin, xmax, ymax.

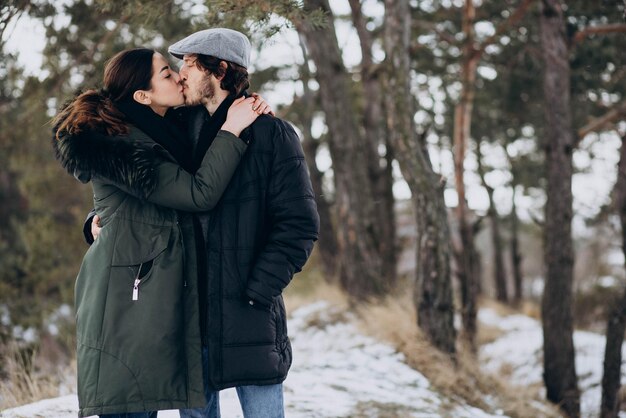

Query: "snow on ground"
<box><xmin>2</xmin><ymin>301</ymin><xmax>506</xmax><ymax>418</ymax></box>
<box><xmin>282</xmin><ymin>301</ymin><xmax>505</xmax><ymax>418</ymax></box>
<box><xmin>479</xmin><ymin>308</ymin><xmax>626</xmax><ymax>418</ymax></box>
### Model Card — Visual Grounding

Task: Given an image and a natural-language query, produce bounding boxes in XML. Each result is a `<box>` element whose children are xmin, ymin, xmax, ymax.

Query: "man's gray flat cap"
<box><xmin>168</xmin><ymin>28</ymin><xmax>251</xmax><ymax>68</ymax></box>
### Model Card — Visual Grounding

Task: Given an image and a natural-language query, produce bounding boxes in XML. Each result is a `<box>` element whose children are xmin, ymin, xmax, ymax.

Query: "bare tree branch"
<box><xmin>413</xmin><ymin>0</ymin><xmax>536</xmax><ymax>59</ymax></box>
<box><xmin>413</xmin><ymin>19</ymin><xmax>458</xmax><ymax>45</ymax></box>
<box><xmin>473</xmin><ymin>0</ymin><xmax>537</xmax><ymax>59</ymax></box>
<box><xmin>577</xmin><ymin>100</ymin><xmax>626</xmax><ymax>142</ymax></box>
<box><xmin>0</xmin><ymin>1</ymin><xmax>31</xmax><ymax>46</ymax></box>
<box><xmin>49</xmin><ymin>14</ymin><xmax>130</xmax><ymax>95</ymax></box>
<box><xmin>572</xmin><ymin>24</ymin><xmax>626</xmax><ymax>45</ymax></box>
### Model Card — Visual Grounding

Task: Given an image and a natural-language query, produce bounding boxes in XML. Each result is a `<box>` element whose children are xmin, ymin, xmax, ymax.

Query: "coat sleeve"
<box><xmin>144</xmin><ymin>130</ymin><xmax>246</xmax><ymax>211</ymax></box>
<box><xmin>245</xmin><ymin>122</ymin><xmax>320</xmax><ymax>306</ymax></box>
<box><xmin>111</xmin><ymin>130</ymin><xmax>247</xmax><ymax>212</ymax></box>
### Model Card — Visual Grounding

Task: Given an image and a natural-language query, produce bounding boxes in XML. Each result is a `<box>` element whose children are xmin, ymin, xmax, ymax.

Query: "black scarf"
<box><xmin>191</xmin><ymin>93</ymin><xmax>237</xmax><ymax>172</ymax></box>
<box><xmin>192</xmin><ymin>90</ymin><xmax>256</xmax><ymax>172</ymax></box>
<box><xmin>116</xmin><ymin>100</ymin><xmax>195</xmax><ymax>173</ymax></box>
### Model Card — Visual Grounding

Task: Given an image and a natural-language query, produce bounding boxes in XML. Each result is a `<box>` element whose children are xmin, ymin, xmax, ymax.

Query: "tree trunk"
<box><xmin>453</xmin><ymin>0</ymin><xmax>480</xmax><ymax>349</ymax></box>
<box><xmin>510</xmin><ymin>221</ymin><xmax>523</xmax><ymax>301</ymax></box>
<box><xmin>601</xmin><ymin>288</ymin><xmax>626</xmax><ymax>418</ymax></box>
<box><xmin>294</xmin><ymin>36</ymin><xmax>339</xmax><ymax>279</ymax></box>
<box><xmin>296</xmin><ymin>0</ymin><xmax>391</xmax><ymax>300</ymax></box>
<box><xmin>383</xmin><ymin>0</ymin><xmax>456</xmax><ymax>354</ymax></box>
<box><xmin>600</xmin><ymin>132</ymin><xmax>626</xmax><ymax>418</ymax></box>
<box><xmin>601</xmin><ymin>276</ymin><xmax>626</xmax><ymax>418</ymax></box>
<box><xmin>505</xmin><ymin>148</ymin><xmax>524</xmax><ymax>304</ymax></box>
<box><xmin>301</xmin><ymin>136</ymin><xmax>339</xmax><ymax>278</ymax></box>
<box><xmin>348</xmin><ymin>0</ymin><xmax>397</xmax><ymax>283</ymax></box>
<box><xmin>476</xmin><ymin>142</ymin><xmax>508</xmax><ymax>302</ymax></box>
<box><xmin>510</xmin><ymin>185</ymin><xmax>524</xmax><ymax>304</ymax></box>
<box><xmin>539</xmin><ymin>0</ymin><xmax>580</xmax><ymax>416</ymax></box>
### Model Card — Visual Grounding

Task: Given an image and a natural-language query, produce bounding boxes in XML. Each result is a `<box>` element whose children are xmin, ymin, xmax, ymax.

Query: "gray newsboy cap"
<box><xmin>168</xmin><ymin>28</ymin><xmax>251</xmax><ymax>69</ymax></box>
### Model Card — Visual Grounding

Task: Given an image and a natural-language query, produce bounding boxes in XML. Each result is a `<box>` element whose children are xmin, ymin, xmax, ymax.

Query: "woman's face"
<box><xmin>142</xmin><ymin>52</ymin><xmax>184</xmax><ymax>115</ymax></box>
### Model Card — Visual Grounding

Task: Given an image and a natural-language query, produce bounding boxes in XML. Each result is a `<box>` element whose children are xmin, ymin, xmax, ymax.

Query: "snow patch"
<box><xmin>11</xmin><ymin>325</ymin><xmax>37</xmax><ymax>343</ymax></box>
<box><xmin>0</xmin><ymin>304</ymin><xmax>10</xmax><ymax>326</ymax></box>
<box><xmin>479</xmin><ymin>307</ymin><xmax>626</xmax><ymax>418</ymax></box>
<box><xmin>1</xmin><ymin>395</ymin><xmax>78</xmax><ymax>417</ymax></box>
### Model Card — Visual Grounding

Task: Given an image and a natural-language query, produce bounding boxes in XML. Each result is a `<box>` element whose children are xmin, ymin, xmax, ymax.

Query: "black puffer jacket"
<box><xmin>196</xmin><ymin>112</ymin><xmax>319</xmax><ymax>389</ymax></box>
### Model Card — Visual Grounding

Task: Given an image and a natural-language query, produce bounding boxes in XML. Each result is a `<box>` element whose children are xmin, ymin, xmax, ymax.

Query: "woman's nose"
<box><xmin>173</xmin><ymin>72</ymin><xmax>181</xmax><ymax>82</ymax></box>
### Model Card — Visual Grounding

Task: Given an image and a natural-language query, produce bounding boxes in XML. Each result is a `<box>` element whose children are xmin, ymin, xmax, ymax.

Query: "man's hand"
<box><xmin>91</xmin><ymin>215</ymin><xmax>102</xmax><ymax>241</ymax></box>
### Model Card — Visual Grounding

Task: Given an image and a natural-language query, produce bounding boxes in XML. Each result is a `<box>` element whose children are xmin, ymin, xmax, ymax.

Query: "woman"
<box><xmin>52</xmin><ymin>48</ymin><xmax>269</xmax><ymax>417</ymax></box>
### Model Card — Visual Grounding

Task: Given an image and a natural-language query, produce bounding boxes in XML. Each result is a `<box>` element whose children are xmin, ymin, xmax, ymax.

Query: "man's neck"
<box><xmin>202</xmin><ymin>89</ymin><xmax>230</xmax><ymax>115</ymax></box>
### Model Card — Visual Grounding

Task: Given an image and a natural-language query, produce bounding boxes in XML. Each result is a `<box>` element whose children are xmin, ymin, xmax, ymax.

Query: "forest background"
<box><xmin>0</xmin><ymin>0</ymin><xmax>625</xmax><ymax>417</ymax></box>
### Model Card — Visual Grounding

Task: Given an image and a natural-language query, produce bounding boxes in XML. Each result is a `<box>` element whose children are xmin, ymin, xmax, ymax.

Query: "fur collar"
<box><xmin>52</xmin><ymin>129</ymin><xmax>161</xmax><ymax>199</ymax></box>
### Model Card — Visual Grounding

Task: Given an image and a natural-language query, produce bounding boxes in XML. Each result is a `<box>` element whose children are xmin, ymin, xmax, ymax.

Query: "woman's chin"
<box><xmin>175</xmin><ymin>97</ymin><xmax>186</xmax><ymax>107</ymax></box>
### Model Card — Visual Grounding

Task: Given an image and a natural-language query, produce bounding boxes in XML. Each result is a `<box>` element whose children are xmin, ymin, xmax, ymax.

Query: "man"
<box><xmin>87</xmin><ymin>28</ymin><xmax>319</xmax><ymax>417</ymax></box>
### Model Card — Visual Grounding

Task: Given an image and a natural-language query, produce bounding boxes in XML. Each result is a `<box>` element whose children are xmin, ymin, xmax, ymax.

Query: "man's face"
<box><xmin>179</xmin><ymin>54</ymin><xmax>217</xmax><ymax>106</ymax></box>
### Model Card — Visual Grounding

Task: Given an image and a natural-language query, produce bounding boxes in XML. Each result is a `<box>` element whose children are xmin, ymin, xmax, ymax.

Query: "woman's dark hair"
<box><xmin>53</xmin><ymin>48</ymin><xmax>155</xmax><ymax>140</ymax></box>
<box><xmin>195</xmin><ymin>55</ymin><xmax>250</xmax><ymax>96</ymax></box>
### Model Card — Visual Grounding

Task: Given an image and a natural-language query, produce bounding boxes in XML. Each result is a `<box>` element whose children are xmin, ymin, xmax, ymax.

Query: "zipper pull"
<box><xmin>132</xmin><ymin>263</ymin><xmax>143</xmax><ymax>301</ymax></box>
<box><xmin>132</xmin><ymin>278</ymin><xmax>140</xmax><ymax>301</ymax></box>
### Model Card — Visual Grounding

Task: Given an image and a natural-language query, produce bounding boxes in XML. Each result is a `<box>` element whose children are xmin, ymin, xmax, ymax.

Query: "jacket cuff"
<box><xmin>218</xmin><ymin>129</ymin><xmax>249</xmax><ymax>146</ymax></box>
<box><xmin>83</xmin><ymin>210</ymin><xmax>96</xmax><ymax>245</ymax></box>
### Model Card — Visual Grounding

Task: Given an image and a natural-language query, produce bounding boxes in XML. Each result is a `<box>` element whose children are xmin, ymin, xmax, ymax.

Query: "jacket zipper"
<box><xmin>132</xmin><ymin>262</ymin><xmax>143</xmax><ymax>301</ymax></box>
<box><xmin>192</xmin><ymin>214</ymin><xmax>209</xmax><ymax>347</ymax></box>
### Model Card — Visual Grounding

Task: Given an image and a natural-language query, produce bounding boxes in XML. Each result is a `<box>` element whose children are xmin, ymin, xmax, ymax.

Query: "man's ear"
<box><xmin>214</xmin><ymin>61</ymin><xmax>228</xmax><ymax>81</ymax></box>
<box><xmin>133</xmin><ymin>90</ymin><xmax>151</xmax><ymax>105</ymax></box>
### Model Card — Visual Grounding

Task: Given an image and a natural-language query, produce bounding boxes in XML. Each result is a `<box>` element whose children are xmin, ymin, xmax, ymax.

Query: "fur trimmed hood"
<box><xmin>52</xmin><ymin>128</ymin><xmax>164</xmax><ymax>199</ymax></box>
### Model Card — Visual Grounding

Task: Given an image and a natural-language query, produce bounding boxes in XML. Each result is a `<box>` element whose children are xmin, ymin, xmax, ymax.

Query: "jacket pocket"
<box><xmin>111</xmin><ymin>222</ymin><xmax>171</xmax><ymax>266</ymax></box>
<box><xmin>110</xmin><ymin>224</ymin><xmax>171</xmax><ymax>302</ymax></box>
<box><xmin>221</xmin><ymin>298</ymin><xmax>276</xmax><ymax>345</ymax></box>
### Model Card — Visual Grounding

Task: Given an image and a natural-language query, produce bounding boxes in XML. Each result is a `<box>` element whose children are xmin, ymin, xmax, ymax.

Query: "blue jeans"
<box><xmin>180</xmin><ymin>348</ymin><xmax>284</xmax><ymax>418</ymax></box>
<box><xmin>100</xmin><ymin>413</ymin><xmax>157</xmax><ymax>418</ymax></box>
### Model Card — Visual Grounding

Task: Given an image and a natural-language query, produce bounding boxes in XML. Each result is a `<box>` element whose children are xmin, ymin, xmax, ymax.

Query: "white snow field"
<box><xmin>2</xmin><ymin>301</ymin><xmax>507</xmax><ymax>418</ymax></box>
<box><xmin>9</xmin><ymin>302</ymin><xmax>623</xmax><ymax>417</ymax></box>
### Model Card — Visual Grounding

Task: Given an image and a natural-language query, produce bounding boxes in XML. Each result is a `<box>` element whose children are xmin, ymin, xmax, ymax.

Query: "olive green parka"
<box><xmin>53</xmin><ymin>126</ymin><xmax>246</xmax><ymax>416</ymax></box>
